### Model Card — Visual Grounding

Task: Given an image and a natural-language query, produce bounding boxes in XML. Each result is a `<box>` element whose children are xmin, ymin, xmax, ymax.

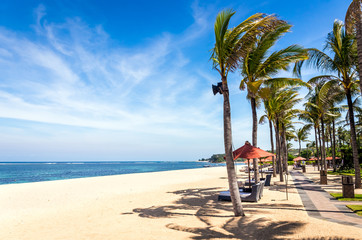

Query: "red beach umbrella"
<box><xmin>232</xmin><ymin>141</ymin><xmax>274</xmax><ymax>160</ymax></box>
<box><xmin>293</xmin><ymin>156</ymin><xmax>306</xmax><ymax>161</ymax></box>
<box><xmin>232</xmin><ymin>141</ymin><xmax>274</xmax><ymax>187</ymax></box>
<box><xmin>261</xmin><ymin>155</ymin><xmax>276</xmax><ymax>162</ymax></box>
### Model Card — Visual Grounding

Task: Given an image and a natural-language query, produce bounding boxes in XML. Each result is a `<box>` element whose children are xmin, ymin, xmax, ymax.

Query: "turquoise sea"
<box><xmin>0</xmin><ymin>161</ymin><xmax>243</xmax><ymax>185</ymax></box>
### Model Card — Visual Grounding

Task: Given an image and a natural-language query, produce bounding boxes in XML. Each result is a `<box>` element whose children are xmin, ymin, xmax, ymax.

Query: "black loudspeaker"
<box><xmin>212</xmin><ymin>82</ymin><xmax>223</xmax><ymax>95</ymax></box>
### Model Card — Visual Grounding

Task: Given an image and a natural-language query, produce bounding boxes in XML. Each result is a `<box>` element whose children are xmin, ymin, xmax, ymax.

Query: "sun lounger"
<box><xmin>258</xmin><ymin>181</ymin><xmax>265</xmax><ymax>199</ymax></box>
<box><xmin>218</xmin><ymin>183</ymin><xmax>261</xmax><ymax>202</ymax></box>
<box><xmin>245</xmin><ymin>180</ymin><xmax>255</xmax><ymax>186</ymax></box>
<box><xmin>264</xmin><ymin>174</ymin><xmax>272</xmax><ymax>186</ymax></box>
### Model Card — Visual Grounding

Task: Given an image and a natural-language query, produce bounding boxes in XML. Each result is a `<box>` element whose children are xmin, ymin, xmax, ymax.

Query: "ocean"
<box><xmin>0</xmin><ymin>161</ymin><xmax>245</xmax><ymax>185</ymax></box>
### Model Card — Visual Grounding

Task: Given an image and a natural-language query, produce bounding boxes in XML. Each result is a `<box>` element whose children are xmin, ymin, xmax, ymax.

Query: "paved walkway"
<box><xmin>290</xmin><ymin>170</ymin><xmax>362</xmax><ymax>228</ymax></box>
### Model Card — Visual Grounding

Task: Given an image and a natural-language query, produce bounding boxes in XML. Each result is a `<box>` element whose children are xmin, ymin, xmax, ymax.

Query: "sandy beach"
<box><xmin>1</xmin><ymin>166</ymin><xmax>361</xmax><ymax>240</ymax></box>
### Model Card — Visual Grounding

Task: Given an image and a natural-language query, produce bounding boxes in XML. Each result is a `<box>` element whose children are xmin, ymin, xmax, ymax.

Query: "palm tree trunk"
<box><xmin>299</xmin><ymin>140</ymin><xmax>301</xmax><ymax>157</ymax></box>
<box><xmin>283</xmin><ymin>125</ymin><xmax>289</xmax><ymax>174</ymax></box>
<box><xmin>221</xmin><ymin>78</ymin><xmax>244</xmax><ymax>216</ymax></box>
<box><xmin>327</xmin><ymin>124</ymin><xmax>330</xmax><ymax>166</ymax></box>
<box><xmin>346</xmin><ymin>90</ymin><xmax>362</xmax><ymax>188</ymax></box>
<box><xmin>321</xmin><ymin>117</ymin><xmax>327</xmax><ymax>171</ymax></box>
<box><xmin>275</xmin><ymin>119</ymin><xmax>284</xmax><ymax>182</ymax></box>
<box><xmin>315</xmin><ymin>125</ymin><xmax>320</xmax><ymax>171</ymax></box>
<box><xmin>280</xmin><ymin>124</ymin><xmax>287</xmax><ymax>174</ymax></box>
<box><xmin>251</xmin><ymin>97</ymin><xmax>259</xmax><ymax>182</ymax></box>
<box><xmin>332</xmin><ymin>120</ymin><xmax>337</xmax><ymax>172</ymax></box>
<box><xmin>327</xmin><ymin>125</ymin><xmax>331</xmax><ymax>168</ymax></box>
<box><xmin>269</xmin><ymin>119</ymin><xmax>276</xmax><ymax>177</ymax></box>
<box><xmin>355</xmin><ymin>11</ymin><xmax>362</xmax><ymax>96</ymax></box>
<box><xmin>318</xmin><ymin>125</ymin><xmax>323</xmax><ymax>170</ymax></box>
<box><xmin>275</xmin><ymin>130</ymin><xmax>280</xmax><ymax>175</ymax></box>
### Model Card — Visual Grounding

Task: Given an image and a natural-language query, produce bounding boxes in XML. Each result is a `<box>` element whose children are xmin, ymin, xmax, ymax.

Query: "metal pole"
<box><xmin>248</xmin><ymin>159</ymin><xmax>251</xmax><ymax>188</ymax></box>
<box><xmin>285</xmin><ymin>173</ymin><xmax>289</xmax><ymax>200</ymax></box>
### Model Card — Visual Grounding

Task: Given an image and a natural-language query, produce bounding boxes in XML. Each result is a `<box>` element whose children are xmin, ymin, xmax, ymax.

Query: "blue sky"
<box><xmin>0</xmin><ymin>0</ymin><xmax>351</xmax><ymax>161</ymax></box>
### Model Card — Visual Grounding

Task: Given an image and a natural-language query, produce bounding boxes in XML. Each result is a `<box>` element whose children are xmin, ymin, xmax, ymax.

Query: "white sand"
<box><xmin>0</xmin><ymin>166</ymin><xmax>361</xmax><ymax>239</ymax></box>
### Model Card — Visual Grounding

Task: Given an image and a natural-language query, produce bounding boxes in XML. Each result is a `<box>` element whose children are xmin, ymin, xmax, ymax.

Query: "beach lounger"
<box><xmin>264</xmin><ymin>174</ymin><xmax>272</xmax><ymax>186</ymax></box>
<box><xmin>258</xmin><ymin>181</ymin><xmax>265</xmax><ymax>200</ymax></box>
<box><xmin>244</xmin><ymin>180</ymin><xmax>255</xmax><ymax>186</ymax></box>
<box><xmin>218</xmin><ymin>183</ymin><xmax>261</xmax><ymax>202</ymax></box>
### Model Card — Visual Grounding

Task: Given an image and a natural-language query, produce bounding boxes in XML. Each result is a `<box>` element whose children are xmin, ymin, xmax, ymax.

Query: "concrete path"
<box><xmin>290</xmin><ymin>170</ymin><xmax>362</xmax><ymax>228</ymax></box>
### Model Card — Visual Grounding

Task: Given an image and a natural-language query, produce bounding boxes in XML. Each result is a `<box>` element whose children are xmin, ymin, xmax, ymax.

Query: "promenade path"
<box><xmin>290</xmin><ymin>169</ymin><xmax>362</xmax><ymax>229</ymax></box>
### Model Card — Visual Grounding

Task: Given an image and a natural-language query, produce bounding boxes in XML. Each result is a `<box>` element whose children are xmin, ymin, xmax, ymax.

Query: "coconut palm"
<box><xmin>299</xmin><ymin>108</ymin><xmax>321</xmax><ymax>170</ymax></box>
<box><xmin>304</xmin><ymin>80</ymin><xmax>341</xmax><ymax>171</ymax></box>
<box><xmin>210</xmin><ymin>9</ymin><xmax>245</xmax><ymax>216</ymax></box>
<box><xmin>239</xmin><ymin>20</ymin><xmax>308</xmax><ymax>182</ymax></box>
<box><xmin>295</xmin><ymin>125</ymin><xmax>312</xmax><ymax>157</ymax></box>
<box><xmin>345</xmin><ymin>0</ymin><xmax>362</xmax><ymax>95</ymax></box>
<box><xmin>210</xmin><ymin>10</ymin><xmax>285</xmax><ymax>216</ymax></box>
<box><xmin>325</xmin><ymin>108</ymin><xmax>343</xmax><ymax>171</ymax></box>
<box><xmin>280</xmin><ymin>106</ymin><xmax>301</xmax><ymax>174</ymax></box>
<box><xmin>260</xmin><ymin>86</ymin><xmax>301</xmax><ymax>181</ymax></box>
<box><xmin>295</xmin><ymin>20</ymin><xmax>361</xmax><ymax>188</ymax></box>
<box><xmin>259</xmin><ymin>101</ymin><xmax>276</xmax><ymax>177</ymax></box>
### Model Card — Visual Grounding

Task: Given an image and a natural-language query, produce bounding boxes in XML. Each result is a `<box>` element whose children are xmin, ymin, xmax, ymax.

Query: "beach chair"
<box><xmin>258</xmin><ymin>181</ymin><xmax>265</xmax><ymax>200</ymax></box>
<box><xmin>218</xmin><ymin>183</ymin><xmax>261</xmax><ymax>202</ymax></box>
<box><xmin>264</xmin><ymin>174</ymin><xmax>272</xmax><ymax>186</ymax></box>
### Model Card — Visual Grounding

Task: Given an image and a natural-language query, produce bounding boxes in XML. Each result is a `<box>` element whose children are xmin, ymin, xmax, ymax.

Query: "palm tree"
<box><xmin>210</xmin><ymin>10</ymin><xmax>284</xmax><ymax>216</ymax></box>
<box><xmin>295</xmin><ymin>20</ymin><xmax>361</xmax><ymax>188</ymax></box>
<box><xmin>299</xmin><ymin>108</ymin><xmax>321</xmax><ymax>170</ymax></box>
<box><xmin>211</xmin><ymin>9</ymin><xmax>246</xmax><ymax>217</ymax></box>
<box><xmin>304</xmin><ymin>80</ymin><xmax>342</xmax><ymax>171</ymax></box>
<box><xmin>280</xmin><ymin>105</ymin><xmax>300</xmax><ymax>174</ymax></box>
<box><xmin>259</xmin><ymin>101</ymin><xmax>276</xmax><ymax>177</ymax></box>
<box><xmin>239</xmin><ymin>20</ymin><xmax>308</xmax><ymax>182</ymax></box>
<box><xmin>295</xmin><ymin>125</ymin><xmax>312</xmax><ymax>157</ymax></box>
<box><xmin>345</xmin><ymin>0</ymin><xmax>362</xmax><ymax>95</ymax></box>
<box><xmin>325</xmin><ymin>108</ymin><xmax>343</xmax><ymax>171</ymax></box>
<box><xmin>260</xmin><ymin>86</ymin><xmax>301</xmax><ymax>181</ymax></box>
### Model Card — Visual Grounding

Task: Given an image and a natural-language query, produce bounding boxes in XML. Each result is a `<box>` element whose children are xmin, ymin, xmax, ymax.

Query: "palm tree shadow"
<box><xmin>167</xmin><ymin>216</ymin><xmax>305</xmax><ymax>240</ymax></box>
<box><xmin>131</xmin><ymin>187</ymin><xmax>308</xmax><ymax>239</ymax></box>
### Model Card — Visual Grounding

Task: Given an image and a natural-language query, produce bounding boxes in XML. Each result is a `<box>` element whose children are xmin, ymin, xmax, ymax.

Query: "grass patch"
<box><xmin>346</xmin><ymin>205</ymin><xmax>362</xmax><ymax>216</ymax></box>
<box><xmin>330</xmin><ymin>192</ymin><xmax>362</xmax><ymax>201</ymax></box>
<box><xmin>327</xmin><ymin>171</ymin><xmax>356</xmax><ymax>176</ymax></box>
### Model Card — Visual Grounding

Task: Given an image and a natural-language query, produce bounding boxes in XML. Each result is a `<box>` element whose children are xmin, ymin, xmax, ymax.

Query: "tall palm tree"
<box><xmin>346</xmin><ymin>0</ymin><xmax>362</xmax><ymax>95</ymax></box>
<box><xmin>295</xmin><ymin>125</ymin><xmax>312</xmax><ymax>157</ymax></box>
<box><xmin>304</xmin><ymin>80</ymin><xmax>341</xmax><ymax>171</ymax></box>
<box><xmin>211</xmin><ymin>10</ymin><xmax>284</xmax><ymax>216</ymax></box>
<box><xmin>259</xmin><ymin>100</ymin><xmax>276</xmax><ymax>177</ymax></box>
<box><xmin>325</xmin><ymin>107</ymin><xmax>343</xmax><ymax>171</ymax></box>
<box><xmin>261</xmin><ymin>86</ymin><xmax>301</xmax><ymax>181</ymax></box>
<box><xmin>211</xmin><ymin>9</ymin><xmax>246</xmax><ymax>217</ymax></box>
<box><xmin>239</xmin><ymin>20</ymin><xmax>308</xmax><ymax>182</ymax></box>
<box><xmin>295</xmin><ymin>20</ymin><xmax>361</xmax><ymax>188</ymax></box>
<box><xmin>280</xmin><ymin>106</ymin><xmax>300</xmax><ymax>174</ymax></box>
<box><xmin>299</xmin><ymin>108</ymin><xmax>321</xmax><ymax>170</ymax></box>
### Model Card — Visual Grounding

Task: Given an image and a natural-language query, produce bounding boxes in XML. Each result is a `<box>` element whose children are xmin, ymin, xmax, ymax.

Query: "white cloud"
<box><xmin>0</xmin><ymin>2</ymin><xmax>228</xmax><ymax>161</ymax></box>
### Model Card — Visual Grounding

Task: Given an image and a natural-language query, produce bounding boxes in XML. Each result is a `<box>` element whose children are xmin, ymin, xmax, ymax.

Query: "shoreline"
<box><xmin>1</xmin><ymin>167</ymin><xmax>361</xmax><ymax>239</ymax></box>
<box><xmin>0</xmin><ymin>161</ymin><xmax>226</xmax><ymax>186</ymax></box>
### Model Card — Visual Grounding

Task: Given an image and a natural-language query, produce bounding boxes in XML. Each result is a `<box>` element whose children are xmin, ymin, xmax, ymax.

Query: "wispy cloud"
<box><xmin>0</xmin><ymin>2</ymin><xmax>222</xmax><ymax>147</ymax></box>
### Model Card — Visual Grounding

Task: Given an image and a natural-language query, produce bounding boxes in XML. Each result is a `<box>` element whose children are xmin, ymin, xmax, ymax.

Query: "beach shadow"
<box><xmin>300</xmin><ymin>238</ymin><xmax>357</xmax><ymax>240</ymax></box>
<box><xmin>131</xmin><ymin>187</ymin><xmax>307</xmax><ymax>239</ymax></box>
<box><xmin>132</xmin><ymin>187</ymin><xmax>234</xmax><ymax>219</ymax></box>
<box><xmin>167</xmin><ymin>216</ymin><xmax>304</xmax><ymax>240</ymax></box>
<box><xmin>267</xmin><ymin>183</ymin><xmax>299</xmax><ymax>194</ymax></box>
